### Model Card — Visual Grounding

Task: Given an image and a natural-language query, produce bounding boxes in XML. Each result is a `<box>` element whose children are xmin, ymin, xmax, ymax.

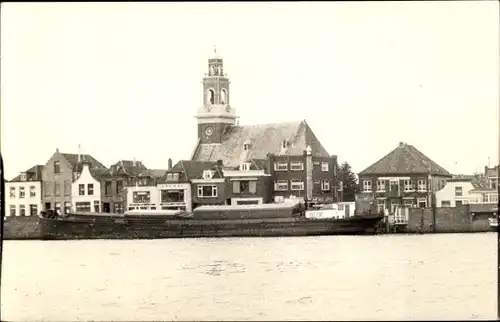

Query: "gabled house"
<box><xmin>72</xmin><ymin>162</ymin><xmax>108</xmax><ymax>212</ymax></box>
<box><xmin>485</xmin><ymin>165</ymin><xmax>499</xmax><ymax>189</ymax></box>
<box><xmin>6</xmin><ymin>165</ymin><xmax>44</xmax><ymax>216</ymax></box>
<box><xmin>42</xmin><ymin>148</ymin><xmax>106</xmax><ymax>213</ymax></box>
<box><xmin>358</xmin><ymin>142</ymin><xmax>452</xmax><ymax>212</ymax></box>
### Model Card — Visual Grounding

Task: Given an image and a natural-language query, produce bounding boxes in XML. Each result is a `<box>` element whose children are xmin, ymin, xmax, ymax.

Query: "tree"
<box><xmin>336</xmin><ymin>161</ymin><xmax>359</xmax><ymax>202</ymax></box>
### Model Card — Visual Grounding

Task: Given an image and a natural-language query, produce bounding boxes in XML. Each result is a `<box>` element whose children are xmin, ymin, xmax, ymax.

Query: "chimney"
<box><xmin>56</xmin><ymin>148</ymin><xmax>59</xmax><ymax>153</ymax></box>
<box><xmin>133</xmin><ymin>158</ymin><xmax>136</xmax><ymax>167</ymax></box>
<box><xmin>399</xmin><ymin>142</ymin><xmax>405</xmax><ymax>147</ymax></box>
<box><xmin>168</xmin><ymin>158</ymin><xmax>173</xmax><ymax>170</ymax></box>
<box><xmin>217</xmin><ymin>160</ymin><xmax>224</xmax><ymax>167</ymax></box>
<box><xmin>78</xmin><ymin>144</ymin><xmax>81</xmax><ymax>163</ymax></box>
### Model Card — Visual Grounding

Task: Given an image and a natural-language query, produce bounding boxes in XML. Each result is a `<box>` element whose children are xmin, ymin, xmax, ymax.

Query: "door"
<box><xmin>102</xmin><ymin>202</ymin><xmax>110</xmax><ymax>213</ymax></box>
<box><xmin>45</xmin><ymin>202</ymin><xmax>51</xmax><ymax>210</ymax></box>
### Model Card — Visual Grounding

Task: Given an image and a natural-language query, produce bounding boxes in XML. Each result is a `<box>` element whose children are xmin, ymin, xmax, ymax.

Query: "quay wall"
<box><xmin>406</xmin><ymin>205</ymin><xmax>492</xmax><ymax>233</ymax></box>
<box><xmin>2</xmin><ymin>216</ymin><xmax>41</xmax><ymax>240</ymax></box>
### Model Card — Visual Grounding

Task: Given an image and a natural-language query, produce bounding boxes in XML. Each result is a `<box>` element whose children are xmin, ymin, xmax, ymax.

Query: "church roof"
<box><xmin>192</xmin><ymin>120</ymin><xmax>330</xmax><ymax>168</ymax></box>
<box><xmin>358</xmin><ymin>142</ymin><xmax>451</xmax><ymax>176</ymax></box>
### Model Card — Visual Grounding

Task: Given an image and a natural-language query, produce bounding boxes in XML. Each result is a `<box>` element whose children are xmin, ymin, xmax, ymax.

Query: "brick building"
<box><xmin>358</xmin><ymin>142</ymin><xmax>452</xmax><ymax>212</ymax></box>
<box><xmin>190</xmin><ymin>51</ymin><xmax>339</xmax><ymax>206</ymax></box>
<box><xmin>41</xmin><ymin>149</ymin><xmax>106</xmax><ymax>213</ymax></box>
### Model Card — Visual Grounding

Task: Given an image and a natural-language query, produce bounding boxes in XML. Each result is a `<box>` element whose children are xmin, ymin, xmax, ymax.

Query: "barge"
<box><xmin>37</xmin><ymin>201</ymin><xmax>383</xmax><ymax>240</ymax></box>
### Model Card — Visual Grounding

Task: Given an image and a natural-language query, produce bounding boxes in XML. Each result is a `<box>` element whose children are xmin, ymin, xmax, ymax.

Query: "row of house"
<box><xmin>5</xmin><ymin>51</ymin><xmax>498</xmax><ymax>216</ymax></box>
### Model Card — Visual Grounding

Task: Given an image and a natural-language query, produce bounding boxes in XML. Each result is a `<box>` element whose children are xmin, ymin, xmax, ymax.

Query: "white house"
<box><xmin>125</xmin><ymin>185</ymin><xmax>161</xmax><ymax>211</ymax></box>
<box><xmin>72</xmin><ymin>163</ymin><xmax>103</xmax><ymax>213</ymax></box>
<box><xmin>435</xmin><ymin>178</ymin><xmax>476</xmax><ymax>207</ymax></box>
<box><xmin>5</xmin><ymin>165</ymin><xmax>44</xmax><ymax>216</ymax></box>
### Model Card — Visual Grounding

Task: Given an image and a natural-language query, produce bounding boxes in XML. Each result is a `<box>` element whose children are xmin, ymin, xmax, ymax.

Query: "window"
<box><xmin>290</xmin><ymin>161</ymin><xmax>304</xmax><ymax>171</ymax></box>
<box><xmin>30</xmin><ymin>186</ymin><xmax>36</xmax><ymax>197</ymax></box>
<box><xmin>10</xmin><ymin>205</ymin><xmax>16</xmax><ymax>216</ymax></box>
<box><xmin>417</xmin><ymin>180</ymin><xmax>427</xmax><ymax>192</ymax></box>
<box><xmin>240</xmin><ymin>163</ymin><xmax>251</xmax><ymax>171</ymax></box>
<box><xmin>376</xmin><ymin>180</ymin><xmax>386</xmax><ymax>192</ymax></box>
<box><xmin>441</xmin><ymin>200</ymin><xmax>451</xmax><ymax>207</ymax></box>
<box><xmin>79</xmin><ymin>184</ymin><xmax>85</xmax><ymax>195</ymax></box>
<box><xmin>282</xmin><ymin>140</ymin><xmax>288</xmax><ymax>149</ymax></box>
<box><xmin>490</xmin><ymin>179</ymin><xmax>498</xmax><ymax>190</ymax></box>
<box><xmin>105</xmin><ymin>181</ymin><xmax>112</xmax><ymax>196</ymax></box>
<box><xmin>30</xmin><ymin>204</ymin><xmax>38</xmax><ymax>216</ymax></box>
<box><xmin>403</xmin><ymin>199</ymin><xmax>414</xmax><ymax>207</ymax></box>
<box><xmin>87</xmin><ymin>184</ymin><xmax>94</xmax><ymax>196</ymax></box>
<box><xmin>116</xmin><ymin>180</ymin><xmax>123</xmax><ymax>194</ymax></box>
<box><xmin>133</xmin><ymin>191</ymin><xmax>151</xmax><ymax>203</ymax></box>
<box><xmin>166</xmin><ymin>173</ymin><xmax>180</xmax><ymax>182</ymax></box>
<box><xmin>404</xmin><ymin>180</ymin><xmax>413</xmax><ymax>192</ymax></box>
<box><xmin>19</xmin><ymin>187</ymin><xmax>25</xmax><ymax>198</ymax></box>
<box><xmin>482</xmin><ymin>193</ymin><xmax>488</xmax><ymax>203</ymax></box>
<box><xmin>233</xmin><ymin>180</ymin><xmax>257</xmax><ymax>194</ymax></box>
<box><xmin>64</xmin><ymin>202</ymin><xmax>71</xmax><ymax>214</ymax></box>
<box><xmin>363</xmin><ymin>180</ymin><xmax>372</xmax><ymax>192</ymax></box>
<box><xmin>114</xmin><ymin>202</ymin><xmax>123</xmax><ymax>213</ymax></box>
<box><xmin>20</xmin><ymin>205</ymin><xmax>26</xmax><ymax>216</ymax></box>
<box><xmin>274</xmin><ymin>162</ymin><xmax>288</xmax><ymax>171</ymax></box>
<box><xmin>76</xmin><ymin>202</ymin><xmax>91</xmax><ymax>212</ymax></box>
<box><xmin>55</xmin><ymin>202</ymin><xmax>61</xmax><ymax>213</ymax></box>
<box><xmin>491</xmin><ymin>194</ymin><xmax>498</xmax><ymax>203</ymax></box>
<box><xmin>54</xmin><ymin>161</ymin><xmax>60</xmax><ymax>173</ymax></box>
<box><xmin>198</xmin><ymin>185</ymin><xmax>217</xmax><ymax>198</ymax></box>
<box><xmin>274</xmin><ymin>180</ymin><xmax>288</xmax><ymax>191</ymax></box>
<box><xmin>291</xmin><ymin>180</ymin><xmax>304</xmax><ymax>191</ymax></box>
<box><xmin>417</xmin><ymin>198</ymin><xmax>427</xmax><ymax>208</ymax></box>
<box><xmin>54</xmin><ymin>182</ymin><xmax>60</xmax><ymax>196</ymax></box>
<box><xmin>455</xmin><ymin>186</ymin><xmax>463</xmax><ymax>197</ymax></box>
<box><xmin>9</xmin><ymin>187</ymin><xmax>15</xmax><ymax>198</ymax></box>
<box><xmin>321</xmin><ymin>162</ymin><xmax>329</xmax><ymax>172</ymax></box>
<box><xmin>21</xmin><ymin>173</ymin><xmax>27</xmax><ymax>181</ymax></box>
<box><xmin>64</xmin><ymin>180</ymin><xmax>71</xmax><ymax>196</ymax></box>
<box><xmin>161</xmin><ymin>190</ymin><xmax>185</xmax><ymax>203</ymax></box>
<box><xmin>243</xmin><ymin>144</ymin><xmax>250</xmax><ymax>151</ymax></box>
<box><xmin>455</xmin><ymin>200</ymin><xmax>463</xmax><ymax>207</ymax></box>
<box><xmin>321</xmin><ymin>180</ymin><xmax>330</xmax><ymax>191</ymax></box>
<box><xmin>203</xmin><ymin>170</ymin><xmax>214</xmax><ymax>179</ymax></box>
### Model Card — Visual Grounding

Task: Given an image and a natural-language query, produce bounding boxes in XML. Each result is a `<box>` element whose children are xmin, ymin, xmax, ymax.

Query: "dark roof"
<box><xmin>159</xmin><ymin>160</ymin><xmax>218</xmax><ymax>183</ymax></box>
<box><xmin>231</xmin><ymin>158</ymin><xmax>268</xmax><ymax>171</ymax></box>
<box><xmin>139</xmin><ymin>169</ymin><xmax>167</xmax><ymax>178</ymax></box>
<box><xmin>62</xmin><ymin>153</ymin><xmax>106</xmax><ymax>169</ymax></box>
<box><xmin>359</xmin><ymin>142</ymin><xmax>451</xmax><ymax>176</ymax></box>
<box><xmin>10</xmin><ymin>165</ymin><xmax>44</xmax><ymax>181</ymax></box>
<box><xmin>108</xmin><ymin>160</ymin><xmax>148</xmax><ymax>177</ymax></box>
<box><xmin>192</xmin><ymin>120</ymin><xmax>330</xmax><ymax>168</ymax></box>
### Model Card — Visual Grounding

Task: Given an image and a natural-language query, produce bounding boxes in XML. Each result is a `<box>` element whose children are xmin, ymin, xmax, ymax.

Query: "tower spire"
<box><xmin>214</xmin><ymin>45</ymin><xmax>217</xmax><ymax>54</ymax></box>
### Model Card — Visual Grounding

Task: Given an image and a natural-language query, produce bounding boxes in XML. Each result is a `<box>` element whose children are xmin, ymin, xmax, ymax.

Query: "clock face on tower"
<box><xmin>205</xmin><ymin>126</ymin><xmax>214</xmax><ymax>137</ymax></box>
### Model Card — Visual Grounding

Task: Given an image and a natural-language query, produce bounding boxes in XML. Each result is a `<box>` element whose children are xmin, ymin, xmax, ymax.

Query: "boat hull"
<box><xmin>38</xmin><ymin>213</ymin><xmax>383</xmax><ymax>240</ymax></box>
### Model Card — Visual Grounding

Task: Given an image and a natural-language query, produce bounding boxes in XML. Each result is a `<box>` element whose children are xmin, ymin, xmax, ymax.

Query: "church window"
<box><xmin>221</xmin><ymin>89</ymin><xmax>227</xmax><ymax>105</ymax></box>
<box><xmin>207</xmin><ymin>89</ymin><xmax>215</xmax><ymax>105</ymax></box>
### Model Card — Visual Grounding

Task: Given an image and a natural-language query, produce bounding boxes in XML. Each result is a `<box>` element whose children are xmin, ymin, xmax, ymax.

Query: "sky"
<box><xmin>1</xmin><ymin>1</ymin><xmax>499</xmax><ymax>180</ymax></box>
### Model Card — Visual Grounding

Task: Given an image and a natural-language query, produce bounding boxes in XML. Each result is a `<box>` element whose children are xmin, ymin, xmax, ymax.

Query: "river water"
<box><xmin>1</xmin><ymin>233</ymin><xmax>497</xmax><ymax>321</ymax></box>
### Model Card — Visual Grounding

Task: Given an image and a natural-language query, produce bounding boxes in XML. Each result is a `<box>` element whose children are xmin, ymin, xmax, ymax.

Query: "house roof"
<box><xmin>10</xmin><ymin>165</ymin><xmax>44</xmax><ymax>181</ymax></box>
<box><xmin>358</xmin><ymin>142</ymin><xmax>451</xmax><ymax>176</ymax></box>
<box><xmin>108</xmin><ymin>160</ymin><xmax>148</xmax><ymax>177</ymax></box>
<box><xmin>159</xmin><ymin>160</ymin><xmax>218</xmax><ymax>183</ymax></box>
<box><xmin>139</xmin><ymin>169</ymin><xmax>167</xmax><ymax>178</ymax></box>
<box><xmin>62</xmin><ymin>153</ymin><xmax>106</xmax><ymax>169</ymax></box>
<box><xmin>191</xmin><ymin>120</ymin><xmax>330</xmax><ymax>168</ymax></box>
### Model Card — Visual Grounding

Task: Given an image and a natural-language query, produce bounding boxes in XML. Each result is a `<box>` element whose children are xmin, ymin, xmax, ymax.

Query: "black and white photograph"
<box><xmin>1</xmin><ymin>1</ymin><xmax>498</xmax><ymax>321</ymax></box>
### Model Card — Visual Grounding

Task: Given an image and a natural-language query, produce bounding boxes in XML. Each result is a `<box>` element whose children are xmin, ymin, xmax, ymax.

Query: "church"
<box><xmin>188</xmin><ymin>50</ymin><xmax>340</xmax><ymax>205</ymax></box>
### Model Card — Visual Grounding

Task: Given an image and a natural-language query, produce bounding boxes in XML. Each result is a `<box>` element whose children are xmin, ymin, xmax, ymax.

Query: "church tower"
<box><xmin>196</xmin><ymin>47</ymin><xmax>238</xmax><ymax>144</ymax></box>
